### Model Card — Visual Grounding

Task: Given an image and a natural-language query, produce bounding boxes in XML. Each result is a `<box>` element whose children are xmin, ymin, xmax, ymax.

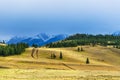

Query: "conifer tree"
<box><xmin>81</xmin><ymin>46</ymin><xmax>84</xmax><ymax>51</ymax></box>
<box><xmin>86</xmin><ymin>58</ymin><xmax>90</xmax><ymax>64</ymax></box>
<box><xmin>53</xmin><ymin>53</ymin><xmax>56</xmax><ymax>59</ymax></box>
<box><xmin>78</xmin><ymin>47</ymin><xmax>80</xmax><ymax>52</ymax></box>
<box><xmin>59</xmin><ymin>52</ymin><xmax>63</xmax><ymax>59</ymax></box>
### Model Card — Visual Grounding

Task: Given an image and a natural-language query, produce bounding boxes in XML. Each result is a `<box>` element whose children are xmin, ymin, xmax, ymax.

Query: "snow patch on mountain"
<box><xmin>7</xmin><ymin>33</ymin><xmax>69</xmax><ymax>46</ymax></box>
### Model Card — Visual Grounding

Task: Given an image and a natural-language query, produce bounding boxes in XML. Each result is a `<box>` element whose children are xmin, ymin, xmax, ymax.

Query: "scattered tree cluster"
<box><xmin>0</xmin><ymin>43</ymin><xmax>28</xmax><ymax>56</ymax></box>
<box><xmin>51</xmin><ymin>53</ymin><xmax>56</xmax><ymax>59</ymax></box>
<box><xmin>113</xmin><ymin>45</ymin><xmax>120</xmax><ymax>49</ymax></box>
<box><xmin>46</xmin><ymin>33</ymin><xmax>120</xmax><ymax>48</ymax></box>
<box><xmin>50</xmin><ymin>52</ymin><xmax>63</xmax><ymax>59</ymax></box>
<box><xmin>78</xmin><ymin>47</ymin><xmax>84</xmax><ymax>52</ymax></box>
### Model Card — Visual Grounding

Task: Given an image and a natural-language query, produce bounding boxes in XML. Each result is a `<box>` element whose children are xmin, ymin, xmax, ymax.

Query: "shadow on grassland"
<box><xmin>0</xmin><ymin>66</ymin><xmax>9</xmax><ymax>69</ymax></box>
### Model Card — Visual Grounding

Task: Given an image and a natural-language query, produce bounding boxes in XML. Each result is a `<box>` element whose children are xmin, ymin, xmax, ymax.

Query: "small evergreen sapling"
<box><xmin>86</xmin><ymin>58</ymin><xmax>90</xmax><ymax>64</ymax></box>
<box><xmin>59</xmin><ymin>51</ymin><xmax>63</xmax><ymax>59</ymax></box>
<box><xmin>81</xmin><ymin>46</ymin><xmax>84</xmax><ymax>51</ymax></box>
<box><xmin>53</xmin><ymin>53</ymin><xmax>56</xmax><ymax>59</ymax></box>
<box><xmin>78</xmin><ymin>47</ymin><xmax>80</xmax><ymax>52</ymax></box>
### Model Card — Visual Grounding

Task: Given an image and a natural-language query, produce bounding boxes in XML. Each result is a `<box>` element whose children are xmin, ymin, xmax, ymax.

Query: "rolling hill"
<box><xmin>1</xmin><ymin>33</ymin><xmax>120</xmax><ymax>80</ymax></box>
<box><xmin>0</xmin><ymin>46</ymin><xmax>120</xmax><ymax>70</ymax></box>
<box><xmin>0</xmin><ymin>46</ymin><xmax>120</xmax><ymax>80</ymax></box>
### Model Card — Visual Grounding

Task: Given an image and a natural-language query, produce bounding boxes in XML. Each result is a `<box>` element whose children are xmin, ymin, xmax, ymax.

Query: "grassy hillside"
<box><xmin>0</xmin><ymin>46</ymin><xmax>120</xmax><ymax>80</ymax></box>
<box><xmin>0</xmin><ymin>43</ymin><xmax>6</xmax><ymax>46</ymax></box>
<box><xmin>0</xmin><ymin>46</ymin><xmax>120</xmax><ymax>70</ymax></box>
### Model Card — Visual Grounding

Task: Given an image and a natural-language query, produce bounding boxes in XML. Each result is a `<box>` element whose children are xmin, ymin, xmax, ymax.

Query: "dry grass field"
<box><xmin>0</xmin><ymin>46</ymin><xmax>120</xmax><ymax>80</ymax></box>
<box><xmin>0</xmin><ymin>69</ymin><xmax>120</xmax><ymax>80</ymax></box>
<box><xmin>0</xmin><ymin>43</ymin><xmax>6</xmax><ymax>46</ymax></box>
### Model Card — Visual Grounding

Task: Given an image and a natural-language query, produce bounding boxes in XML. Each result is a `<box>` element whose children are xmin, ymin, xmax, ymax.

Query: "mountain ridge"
<box><xmin>7</xmin><ymin>33</ymin><xmax>68</xmax><ymax>46</ymax></box>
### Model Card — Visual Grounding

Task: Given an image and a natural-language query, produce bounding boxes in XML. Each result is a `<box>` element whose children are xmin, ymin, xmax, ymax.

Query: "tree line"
<box><xmin>0</xmin><ymin>43</ymin><xmax>29</xmax><ymax>56</ymax></box>
<box><xmin>46</xmin><ymin>33</ymin><xmax>120</xmax><ymax>48</ymax></box>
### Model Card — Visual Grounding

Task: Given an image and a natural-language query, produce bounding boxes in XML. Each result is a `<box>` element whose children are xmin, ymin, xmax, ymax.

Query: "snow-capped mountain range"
<box><xmin>7</xmin><ymin>33</ymin><xmax>68</xmax><ymax>46</ymax></box>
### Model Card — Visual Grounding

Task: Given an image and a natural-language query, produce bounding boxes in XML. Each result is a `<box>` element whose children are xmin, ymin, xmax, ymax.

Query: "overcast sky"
<box><xmin>0</xmin><ymin>0</ymin><xmax>120</xmax><ymax>40</ymax></box>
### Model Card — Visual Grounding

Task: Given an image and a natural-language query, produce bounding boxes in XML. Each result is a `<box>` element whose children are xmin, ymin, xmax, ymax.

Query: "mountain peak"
<box><xmin>32</xmin><ymin>33</ymin><xmax>53</xmax><ymax>42</ymax></box>
<box><xmin>7</xmin><ymin>33</ymin><xmax>69</xmax><ymax>46</ymax></box>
